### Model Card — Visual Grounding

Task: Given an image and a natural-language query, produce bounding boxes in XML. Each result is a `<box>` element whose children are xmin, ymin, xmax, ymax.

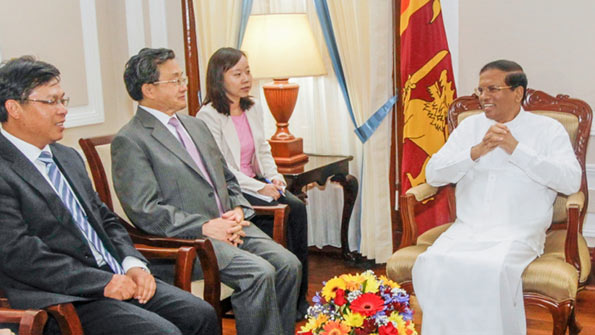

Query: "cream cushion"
<box><xmin>386</xmin><ymin>223</ymin><xmax>590</xmax><ymax>303</ymax></box>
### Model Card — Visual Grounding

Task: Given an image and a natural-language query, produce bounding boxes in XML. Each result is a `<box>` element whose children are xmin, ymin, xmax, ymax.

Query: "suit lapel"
<box><xmin>223</xmin><ymin>116</ymin><xmax>242</xmax><ymax>167</ymax></box>
<box><xmin>244</xmin><ymin>108</ymin><xmax>264</xmax><ymax>173</ymax></box>
<box><xmin>179</xmin><ymin>115</ymin><xmax>230</xmax><ymax>209</ymax></box>
<box><xmin>0</xmin><ymin>135</ymin><xmax>90</xmax><ymax>242</ymax></box>
<box><xmin>137</xmin><ymin>108</ymin><xmax>206</xmax><ymax>179</ymax></box>
<box><xmin>179</xmin><ymin>115</ymin><xmax>222</xmax><ymax>183</ymax></box>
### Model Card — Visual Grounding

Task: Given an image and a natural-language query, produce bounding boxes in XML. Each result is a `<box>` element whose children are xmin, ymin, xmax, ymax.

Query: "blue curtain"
<box><xmin>314</xmin><ymin>0</ymin><xmax>397</xmax><ymax>143</ymax></box>
<box><xmin>237</xmin><ymin>0</ymin><xmax>254</xmax><ymax>48</ymax></box>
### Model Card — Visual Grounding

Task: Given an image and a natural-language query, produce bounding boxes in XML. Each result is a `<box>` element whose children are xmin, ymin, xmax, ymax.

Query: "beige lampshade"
<box><xmin>240</xmin><ymin>13</ymin><xmax>327</xmax><ymax>79</ymax></box>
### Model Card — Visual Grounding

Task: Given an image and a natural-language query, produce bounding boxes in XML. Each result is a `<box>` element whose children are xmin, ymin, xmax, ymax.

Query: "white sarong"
<box><xmin>412</xmin><ymin>235</ymin><xmax>537</xmax><ymax>335</ymax></box>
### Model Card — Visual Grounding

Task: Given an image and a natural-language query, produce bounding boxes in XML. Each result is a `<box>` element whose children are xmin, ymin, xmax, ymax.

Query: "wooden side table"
<box><xmin>281</xmin><ymin>154</ymin><xmax>358</xmax><ymax>260</ymax></box>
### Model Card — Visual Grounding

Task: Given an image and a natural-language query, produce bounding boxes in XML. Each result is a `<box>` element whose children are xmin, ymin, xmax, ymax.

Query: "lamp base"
<box><xmin>269</xmin><ymin>137</ymin><xmax>309</xmax><ymax>167</ymax></box>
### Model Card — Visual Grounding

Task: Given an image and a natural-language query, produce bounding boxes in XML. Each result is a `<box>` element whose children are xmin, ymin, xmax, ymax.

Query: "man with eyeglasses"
<box><xmin>111</xmin><ymin>48</ymin><xmax>301</xmax><ymax>335</ymax></box>
<box><xmin>411</xmin><ymin>60</ymin><xmax>581</xmax><ymax>334</ymax></box>
<box><xmin>0</xmin><ymin>56</ymin><xmax>219</xmax><ymax>335</ymax></box>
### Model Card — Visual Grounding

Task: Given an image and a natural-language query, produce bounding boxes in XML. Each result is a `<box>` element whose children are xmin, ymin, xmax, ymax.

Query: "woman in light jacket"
<box><xmin>197</xmin><ymin>47</ymin><xmax>309</xmax><ymax>318</ymax></box>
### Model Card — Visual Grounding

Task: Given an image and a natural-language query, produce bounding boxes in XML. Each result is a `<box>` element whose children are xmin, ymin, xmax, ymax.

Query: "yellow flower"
<box><xmin>389</xmin><ymin>311</ymin><xmax>408</xmax><ymax>333</ymax></box>
<box><xmin>322</xmin><ymin>277</ymin><xmax>346</xmax><ymax>301</ymax></box>
<box><xmin>300</xmin><ymin>313</ymin><xmax>329</xmax><ymax>332</ymax></box>
<box><xmin>340</xmin><ymin>273</ymin><xmax>364</xmax><ymax>291</ymax></box>
<box><xmin>299</xmin><ymin>321</ymin><xmax>315</xmax><ymax>333</ymax></box>
<box><xmin>362</xmin><ymin>272</ymin><xmax>379</xmax><ymax>293</ymax></box>
<box><xmin>314</xmin><ymin>313</ymin><xmax>329</xmax><ymax>329</ymax></box>
<box><xmin>380</xmin><ymin>275</ymin><xmax>400</xmax><ymax>289</ymax></box>
<box><xmin>343</xmin><ymin>309</ymin><xmax>365</xmax><ymax>327</ymax></box>
<box><xmin>320</xmin><ymin>320</ymin><xmax>351</xmax><ymax>335</ymax></box>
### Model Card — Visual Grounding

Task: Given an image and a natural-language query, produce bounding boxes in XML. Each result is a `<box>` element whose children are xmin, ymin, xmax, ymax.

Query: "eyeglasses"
<box><xmin>152</xmin><ymin>76</ymin><xmax>188</xmax><ymax>86</ymax></box>
<box><xmin>474</xmin><ymin>85</ymin><xmax>512</xmax><ymax>96</ymax></box>
<box><xmin>22</xmin><ymin>97</ymin><xmax>70</xmax><ymax>107</ymax></box>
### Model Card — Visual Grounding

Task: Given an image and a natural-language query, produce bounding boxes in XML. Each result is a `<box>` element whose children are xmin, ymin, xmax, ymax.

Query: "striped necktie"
<box><xmin>38</xmin><ymin>151</ymin><xmax>125</xmax><ymax>274</ymax></box>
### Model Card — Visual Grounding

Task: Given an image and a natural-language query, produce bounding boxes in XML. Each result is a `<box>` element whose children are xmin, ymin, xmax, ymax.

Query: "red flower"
<box><xmin>360</xmin><ymin>319</ymin><xmax>376</xmax><ymax>333</ymax></box>
<box><xmin>297</xmin><ymin>332</ymin><xmax>313</xmax><ymax>335</ymax></box>
<box><xmin>379</xmin><ymin>323</ymin><xmax>399</xmax><ymax>335</ymax></box>
<box><xmin>334</xmin><ymin>289</ymin><xmax>347</xmax><ymax>306</ymax></box>
<box><xmin>350</xmin><ymin>293</ymin><xmax>385</xmax><ymax>316</ymax></box>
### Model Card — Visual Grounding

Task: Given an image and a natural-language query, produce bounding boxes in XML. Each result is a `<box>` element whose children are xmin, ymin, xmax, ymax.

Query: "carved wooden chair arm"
<box><xmin>399</xmin><ymin>183</ymin><xmax>456</xmax><ymax>249</ymax></box>
<box><xmin>134</xmin><ymin>245</ymin><xmax>197</xmax><ymax>292</ymax></box>
<box><xmin>565</xmin><ymin>191</ymin><xmax>584</xmax><ymax>211</ymax></box>
<box><xmin>399</xmin><ymin>183</ymin><xmax>439</xmax><ymax>249</ymax></box>
<box><xmin>564</xmin><ymin>191</ymin><xmax>584</xmax><ymax>272</ymax></box>
<box><xmin>253</xmin><ymin>204</ymin><xmax>289</xmax><ymax>247</ymax></box>
<box><xmin>405</xmin><ymin>183</ymin><xmax>439</xmax><ymax>202</ymax></box>
<box><xmin>127</xmin><ymin>234</ymin><xmax>221</xmax><ymax>317</ymax></box>
<box><xmin>45</xmin><ymin>303</ymin><xmax>83</xmax><ymax>335</ymax></box>
<box><xmin>0</xmin><ymin>307</ymin><xmax>48</xmax><ymax>335</ymax></box>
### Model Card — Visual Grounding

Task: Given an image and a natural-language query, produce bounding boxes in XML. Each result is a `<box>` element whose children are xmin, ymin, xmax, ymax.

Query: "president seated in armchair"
<box><xmin>408</xmin><ymin>60</ymin><xmax>582</xmax><ymax>335</ymax></box>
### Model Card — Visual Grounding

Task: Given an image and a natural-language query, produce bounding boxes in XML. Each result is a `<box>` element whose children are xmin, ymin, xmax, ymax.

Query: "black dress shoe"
<box><xmin>295</xmin><ymin>299</ymin><xmax>309</xmax><ymax>321</ymax></box>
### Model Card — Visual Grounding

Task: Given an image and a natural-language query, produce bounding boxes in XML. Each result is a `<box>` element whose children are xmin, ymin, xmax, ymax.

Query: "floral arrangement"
<box><xmin>297</xmin><ymin>270</ymin><xmax>418</xmax><ymax>335</ymax></box>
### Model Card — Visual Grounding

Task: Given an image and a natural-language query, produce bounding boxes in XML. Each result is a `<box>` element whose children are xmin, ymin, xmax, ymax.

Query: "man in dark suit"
<box><xmin>111</xmin><ymin>48</ymin><xmax>301</xmax><ymax>335</ymax></box>
<box><xmin>0</xmin><ymin>56</ymin><xmax>219</xmax><ymax>335</ymax></box>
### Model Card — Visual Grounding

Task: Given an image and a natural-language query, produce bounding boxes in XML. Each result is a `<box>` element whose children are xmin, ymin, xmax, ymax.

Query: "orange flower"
<box><xmin>320</xmin><ymin>320</ymin><xmax>351</xmax><ymax>335</ymax></box>
<box><xmin>340</xmin><ymin>273</ymin><xmax>364</xmax><ymax>291</ymax></box>
<box><xmin>350</xmin><ymin>293</ymin><xmax>385</xmax><ymax>316</ymax></box>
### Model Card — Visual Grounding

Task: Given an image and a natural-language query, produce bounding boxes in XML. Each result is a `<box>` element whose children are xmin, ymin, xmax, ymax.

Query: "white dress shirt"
<box><xmin>140</xmin><ymin>105</ymin><xmax>189</xmax><ymax>139</ymax></box>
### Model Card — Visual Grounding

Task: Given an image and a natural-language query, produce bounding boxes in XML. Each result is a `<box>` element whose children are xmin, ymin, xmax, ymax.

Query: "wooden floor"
<box><xmin>222</xmin><ymin>252</ymin><xmax>595</xmax><ymax>334</ymax></box>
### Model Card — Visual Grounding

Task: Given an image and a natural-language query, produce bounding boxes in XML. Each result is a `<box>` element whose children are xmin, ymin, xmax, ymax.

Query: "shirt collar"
<box><xmin>0</xmin><ymin>128</ymin><xmax>51</xmax><ymax>163</ymax></box>
<box><xmin>503</xmin><ymin>107</ymin><xmax>526</xmax><ymax>127</ymax></box>
<box><xmin>139</xmin><ymin>105</ymin><xmax>180</xmax><ymax>128</ymax></box>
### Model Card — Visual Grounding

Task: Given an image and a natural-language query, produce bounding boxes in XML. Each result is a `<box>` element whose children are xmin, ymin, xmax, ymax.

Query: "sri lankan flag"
<box><xmin>400</xmin><ymin>0</ymin><xmax>456</xmax><ymax>234</ymax></box>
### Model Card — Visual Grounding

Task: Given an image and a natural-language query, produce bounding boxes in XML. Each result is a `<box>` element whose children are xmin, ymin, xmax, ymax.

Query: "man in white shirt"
<box><xmin>0</xmin><ymin>56</ymin><xmax>218</xmax><ymax>335</ymax></box>
<box><xmin>412</xmin><ymin>60</ymin><xmax>581</xmax><ymax>335</ymax></box>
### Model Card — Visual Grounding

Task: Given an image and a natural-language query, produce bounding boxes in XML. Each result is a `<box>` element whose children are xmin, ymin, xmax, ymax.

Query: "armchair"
<box><xmin>387</xmin><ymin>89</ymin><xmax>592</xmax><ymax>335</ymax></box>
<box><xmin>0</xmin><ymin>306</ymin><xmax>48</xmax><ymax>335</ymax></box>
<box><xmin>78</xmin><ymin>135</ymin><xmax>289</xmax><ymax>324</ymax></box>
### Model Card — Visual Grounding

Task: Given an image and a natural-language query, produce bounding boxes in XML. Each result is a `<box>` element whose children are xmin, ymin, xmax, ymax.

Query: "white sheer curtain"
<box><xmin>193</xmin><ymin>0</ymin><xmax>395</xmax><ymax>261</ymax></box>
<box><xmin>193</xmin><ymin>0</ymin><xmax>243</xmax><ymax>94</ymax></box>
<box><xmin>326</xmin><ymin>0</ymin><xmax>394</xmax><ymax>263</ymax></box>
<box><xmin>251</xmin><ymin>0</ymin><xmax>362</xmax><ymax>251</ymax></box>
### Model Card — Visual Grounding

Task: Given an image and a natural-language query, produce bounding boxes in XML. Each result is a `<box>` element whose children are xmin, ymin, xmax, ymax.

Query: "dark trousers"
<box><xmin>43</xmin><ymin>279</ymin><xmax>219</xmax><ymax>335</ymax></box>
<box><xmin>243</xmin><ymin>190</ymin><xmax>309</xmax><ymax>309</ymax></box>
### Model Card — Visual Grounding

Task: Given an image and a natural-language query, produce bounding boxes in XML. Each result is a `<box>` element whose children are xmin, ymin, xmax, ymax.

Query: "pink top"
<box><xmin>231</xmin><ymin>112</ymin><xmax>257</xmax><ymax>178</ymax></box>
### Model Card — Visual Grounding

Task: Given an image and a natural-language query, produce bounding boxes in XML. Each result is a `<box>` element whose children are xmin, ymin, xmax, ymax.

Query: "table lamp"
<box><xmin>240</xmin><ymin>13</ymin><xmax>326</xmax><ymax>169</ymax></box>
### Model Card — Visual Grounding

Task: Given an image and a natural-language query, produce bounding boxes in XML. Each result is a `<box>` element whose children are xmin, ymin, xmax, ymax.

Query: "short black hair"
<box><xmin>0</xmin><ymin>56</ymin><xmax>60</xmax><ymax>122</ymax></box>
<box><xmin>123</xmin><ymin>48</ymin><xmax>175</xmax><ymax>101</ymax></box>
<box><xmin>480</xmin><ymin>59</ymin><xmax>528</xmax><ymax>100</ymax></box>
<box><xmin>204</xmin><ymin>47</ymin><xmax>254</xmax><ymax>116</ymax></box>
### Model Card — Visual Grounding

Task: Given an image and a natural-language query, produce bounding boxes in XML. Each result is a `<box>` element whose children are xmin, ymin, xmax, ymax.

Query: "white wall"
<box><xmin>0</xmin><ymin>1</ymin><xmax>185</xmax><ymax>149</ymax></box>
<box><xmin>443</xmin><ymin>0</ymin><xmax>595</xmax><ymax>245</ymax></box>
